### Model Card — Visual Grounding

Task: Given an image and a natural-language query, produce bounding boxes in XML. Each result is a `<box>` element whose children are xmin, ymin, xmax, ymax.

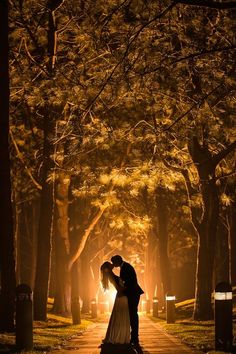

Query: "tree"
<box><xmin>185</xmin><ymin>138</ymin><xmax>236</xmax><ymax>319</ymax></box>
<box><xmin>34</xmin><ymin>0</ymin><xmax>65</xmax><ymax>320</ymax></box>
<box><xmin>0</xmin><ymin>0</ymin><xmax>16</xmax><ymax>332</ymax></box>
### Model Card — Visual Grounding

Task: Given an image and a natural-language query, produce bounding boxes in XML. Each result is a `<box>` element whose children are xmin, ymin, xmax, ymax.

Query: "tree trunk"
<box><xmin>68</xmin><ymin>178</ymin><xmax>83</xmax><ymax>323</ymax></box>
<box><xmin>17</xmin><ymin>199</ymin><xmax>39</xmax><ymax>288</ymax></box>
<box><xmin>34</xmin><ymin>0</ymin><xmax>64</xmax><ymax>320</ymax></box>
<box><xmin>52</xmin><ymin>172</ymin><xmax>71</xmax><ymax>315</ymax></box>
<box><xmin>155</xmin><ymin>187</ymin><xmax>172</xmax><ymax>299</ymax></box>
<box><xmin>71</xmin><ymin>261</ymin><xmax>81</xmax><ymax>324</ymax></box>
<box><xmin>0</xmin><ymin>0</ymin><xmax>16</xmax><ymax>332</ymax></box>
<box><xmin>188</xmin><ymin>137</ymin><xmax>219</xmax><ymax>320</ymax></box>
<box><xmin>81</xmin><ymin>249</ymin><xmax>92</xmax><ymax>313</ymax></box>
<box><xmin>230</xmin><ymin>199</ymin><xmax>236</xmax><ymax>285</ymax></box>
<box><xmin>215</xmin><ymin>214</ymin><xmax>230</xmax><ymax>284</ymax></box>
<box><xmin>194</xmin><ymin>226</ymin><xmax>214</xmax><ymax>320</ymax></box>
<box><xmin>145</xmin><ymin>230</ymin><xmax>158</xmax><ymax>301</ymax></box>
<box><xmin>33</xmin><ymin>116</ymin><xmax>54</xmax><ymax>320</ymax></box>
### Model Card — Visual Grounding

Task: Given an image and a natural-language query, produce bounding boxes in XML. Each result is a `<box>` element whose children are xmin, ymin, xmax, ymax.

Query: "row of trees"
<box><xmin>0</xmin><ymin>0</ymin><xmax>235</xmax><ymax>331</ymax></box>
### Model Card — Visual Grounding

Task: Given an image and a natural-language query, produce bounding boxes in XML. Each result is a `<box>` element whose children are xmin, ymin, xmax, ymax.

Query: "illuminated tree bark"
<box><xmin>81</xmin><ymin>248</ymin><xmax>93</xmax><ymax>314</ymax></box>
<box><xmin>52</xmin><ymin>172</ymin><xmax>71</xmax><ymax>315</ymax></box>
<box><xmin>0</xmin><ymin>0</ymin><xmax>16</xmax><ymax>331</ymax></box>
<box><xmin>145</xmin><ymin>230</ymin><xmax>159</xmax><ymax>302</ymax></box>
<box><xmin>69</xmin><ymin>184</ymin><xmax>82</xmax><ymax>324</ymax></box>
<box><xmin>155</xmin><ymin>187</ymin><xmax>172</xmax><ymax>300</ymax></box>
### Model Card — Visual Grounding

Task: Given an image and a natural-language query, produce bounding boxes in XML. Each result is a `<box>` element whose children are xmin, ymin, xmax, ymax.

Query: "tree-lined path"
<box><xmin>49</xmin><ymin>316</ymin><xmax>204</xmax><ymax>354</ymax></box>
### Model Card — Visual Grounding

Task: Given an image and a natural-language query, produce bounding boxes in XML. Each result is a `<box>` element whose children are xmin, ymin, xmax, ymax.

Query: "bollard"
<box><xmin>152</xmin><ymin>297</ymin><xmax>159</xmax><ymax>318</ymax></box>
<box><xmin>146</xmin><ymin>299</ymin><xmax>151</xmax><ymax>314</ymax></box>
<box><xmin>141</xmin><ymin>300</ymin><xmax>146</xmax><ymax>312</ymax></box>
<box><xmin>214</xmin><ymin>282</ymin><xmax>233</xmax><ymax>352</ymax></box>
<box><xmin>91</xmin><ymin>298</ymin><xmax>97</xmax><ymax>319</ymax></box>
<box><xmin>71</xmin><ymin>296</ymin><xmax>81</xmax><ymax>324</ymax></box>
<box><xmin>166</xmin><ymin>293</ymin><xmax>175</xmax><ymax>324</ymax></box>
<box><xmin>15</xmin><ymin>284</ymin><xmax>33</xmax><ymax>351</ymax></box>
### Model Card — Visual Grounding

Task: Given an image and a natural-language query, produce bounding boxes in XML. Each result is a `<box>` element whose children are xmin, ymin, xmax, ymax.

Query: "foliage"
<box><xmin>8</xmin><ymin>0</ymin><xmax>236</xmax><ymax>315</ymax></box>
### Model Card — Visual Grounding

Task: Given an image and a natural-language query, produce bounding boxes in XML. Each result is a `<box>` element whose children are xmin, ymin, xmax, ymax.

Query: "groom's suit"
<box><xmin>120</xmin><ymin>261</ymin><xmax>144</xmax><ymax>343</ymax></box>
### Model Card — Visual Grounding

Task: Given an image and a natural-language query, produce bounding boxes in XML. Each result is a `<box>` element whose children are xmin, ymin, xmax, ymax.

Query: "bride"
<box><xmin>100</xmin><ymin>261</ymin><xmax>130</xmax><ymax>344</ymax></box>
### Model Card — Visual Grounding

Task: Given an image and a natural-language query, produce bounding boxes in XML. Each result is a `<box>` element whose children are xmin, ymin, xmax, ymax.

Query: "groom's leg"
<box><xmin>128</xmin><ymin>295</ymin><xmax>140</xmax><ymax>343</ymax></box>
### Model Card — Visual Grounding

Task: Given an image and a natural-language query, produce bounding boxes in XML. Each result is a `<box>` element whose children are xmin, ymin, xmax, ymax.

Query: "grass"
<box><xmin>0</xmin><ymin>300</ymin><xmax>94</xmax><ymax>353</ymax></box>
<box><xmin>1</xmin><ymin>293</ymin><xmax>235</xmax><ymax>353</ymax></box>
<box><xmin>148</xmin><ymin>290</ymin><xmax>236</xmax><ymax>354</ymax></box>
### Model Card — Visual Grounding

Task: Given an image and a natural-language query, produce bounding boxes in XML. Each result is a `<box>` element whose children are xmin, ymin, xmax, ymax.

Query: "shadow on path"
<box><xmin>100</xmin><ymin>343</ymin><xmax>149</xmax><ymax>354</ymax></box>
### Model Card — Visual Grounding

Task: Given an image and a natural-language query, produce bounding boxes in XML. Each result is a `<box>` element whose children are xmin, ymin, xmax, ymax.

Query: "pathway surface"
<box><xmin>50</xmin><ymin>315</ymin><xmax>204</xmax><ymax>354</ymax></box>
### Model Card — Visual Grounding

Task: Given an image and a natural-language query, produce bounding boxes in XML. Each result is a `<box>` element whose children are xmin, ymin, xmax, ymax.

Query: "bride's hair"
<box><xmin>100</xmin><ymin>261</ymin><xmax>113</xmax><ymax>291</ymax></box>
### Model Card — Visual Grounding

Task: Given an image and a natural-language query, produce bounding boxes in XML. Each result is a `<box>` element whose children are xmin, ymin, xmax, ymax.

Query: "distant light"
<box><xmin>141</xmin><ymin>300</ymin><xmax>146</xmax><ymax>311</ymax></box>
<box><xmin>153</xmin><ymin>299</ymin><xmax>158</xmax><ymax>303</ymax></box>
<box><xmin>214</xmin><ymin>292</ymin><xmax>232</xmax><ymax>300</ymax></box>
<box><xmin>166</xmin><ymin>295</ymin><xmax>176</xmax><ymax>301</ymax></box>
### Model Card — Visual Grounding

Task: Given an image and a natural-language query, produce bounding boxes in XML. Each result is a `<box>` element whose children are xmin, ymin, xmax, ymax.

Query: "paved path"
<box><xmin>50</xmin><ymin>315</ymin><xmax>204</xmax><ymax>354</ymax></box>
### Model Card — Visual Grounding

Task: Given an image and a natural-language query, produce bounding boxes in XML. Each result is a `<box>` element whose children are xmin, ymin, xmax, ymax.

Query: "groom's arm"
<box><xmin>121</xmin><ymin>264</ymin><xmax>138</xmax><ymax>288</ymax></box>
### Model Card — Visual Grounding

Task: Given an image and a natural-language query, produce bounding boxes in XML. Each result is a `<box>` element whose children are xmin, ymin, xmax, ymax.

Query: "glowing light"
<box><xmin>214</xmin><ymin>292</ymin><xmax>232</xmax><ymax>300</ymax></box>
<box><xmin>141</xmin><ymin>300</ymin><xmax>146</xmax><ymax>312</ymax></box>
<box><xmin>166</xmin><ymin>295</ymin><xmax>176</xmax><ymax>301</ymax></box>
<box><xmin>105</xmin><ymin>289</ymin><xmax>117</xmax><ymax>304</ymax></box>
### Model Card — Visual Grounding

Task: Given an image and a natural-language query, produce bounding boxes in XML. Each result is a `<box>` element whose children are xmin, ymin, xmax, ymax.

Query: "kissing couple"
<box><xmin>100</xmin><ymin>255</ymin><xmax>144</xmax><ymax>347</ymax></box>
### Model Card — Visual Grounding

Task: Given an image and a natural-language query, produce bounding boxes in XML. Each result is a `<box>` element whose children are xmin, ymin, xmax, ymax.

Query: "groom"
<box><xmin>111</xmin><ymin>255</ymin><xmax>144</xmax><ymax>345</ymax></box>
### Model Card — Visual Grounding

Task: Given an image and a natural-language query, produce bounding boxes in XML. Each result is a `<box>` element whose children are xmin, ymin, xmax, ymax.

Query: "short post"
<box><xmin>166</xmin><ymin>293</ymin><xmax>175</xmax><ymax>324</ymax></box>
<box><xmin>214</xmin><ymin>282</ymin><xmax>233</xmax><ymax>352</ymax></box>
<box><xmin>71</xmin><ymin>296</ymin><xmax>81</xmax><ymax>324</ymax></box>
<box><xmin>146</xmin><ymin>299</ymin><xmax>151</xmax><ymax>314</ymax></box>
<box><xmin>15</xmin><ymin>284</ymin><xmax>33</xmax><ymax>351</ymax></box>
<box><xmin>141</xmin><ymin>300</ymin><xmax>146</xmax><ymax>312</ymax></box>
<box><xmin>91</xmin><ymin>298</ymin><xmax>97</xmax><ymax>319</ymax></box>
<box><xmin>152</xmin><ymin>297</ymin><xmax>159</xmax><ymax>318</ymax></box>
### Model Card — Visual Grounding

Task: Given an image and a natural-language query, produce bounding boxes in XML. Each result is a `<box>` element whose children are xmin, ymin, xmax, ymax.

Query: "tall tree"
<box><xmin>186</xmin><ymin>137</ymin><xmax>236</xmax><ymax>319</ymax></box>
<box><xmin>0</xmin><ymin>0</ymin><xmax>16</xmax><ymax>331</ymax></box>
<box><xmin>34</xmin><ymin>0</ymin><xmax>65</xmax><ymax>320</ymax></box>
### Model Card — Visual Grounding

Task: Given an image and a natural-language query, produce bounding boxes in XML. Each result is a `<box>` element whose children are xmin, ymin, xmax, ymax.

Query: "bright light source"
<box><xmin>141</xmin><ymin>300</ymin><xmax>146</xmax><ymax>311</ymax></box>
<box><xmin>105</xmin><ymin>289</ymin><xmax>117</xmax><ymax>304</ymax></box>
<box><xmin>166</xmin><ymin>295</ymin><xmax>176</xmax><ymax>301</ymax></box>
<box><xmin>214</xmin><ymin>292</ymin><xmax>232</xmax><ymax>300</ymax></box>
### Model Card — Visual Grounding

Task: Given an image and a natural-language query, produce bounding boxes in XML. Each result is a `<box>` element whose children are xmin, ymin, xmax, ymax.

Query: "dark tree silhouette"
<box><xmin>0</xmin><ymin>0</ymin><xmax>16</xmax><ymax>332</ymax></box>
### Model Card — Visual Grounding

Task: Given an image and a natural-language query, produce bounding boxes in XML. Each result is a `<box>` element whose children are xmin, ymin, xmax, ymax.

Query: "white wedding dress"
<box><xmin>103</xmin><ymin>276</ymin><xmax>130</xmax><ymax>344</ymax></box>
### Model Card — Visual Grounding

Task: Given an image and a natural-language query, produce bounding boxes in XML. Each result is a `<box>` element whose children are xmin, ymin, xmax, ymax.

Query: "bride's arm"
<box><xmin>110</xmin><ymin>274</ymin><xmax>126</xmax><ymax>293</ymax></box>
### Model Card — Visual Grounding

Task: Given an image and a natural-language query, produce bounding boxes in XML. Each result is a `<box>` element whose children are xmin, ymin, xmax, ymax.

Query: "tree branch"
<box><xmin>177</xmin><ymin>0</ymin><xmax>236</xmax><ymax>9</ymax></box>
<box><xmin>68</xmin><ymin>207</ymin><xmax>106</xmax><ymax>271</ymax></box>
<box><xmin>163</xmin><ymin>160</ymin><xmax>200</xmax><ymax>230</ymax></box>
<box><xmin>213</xmin><ymin>140</ymin><xmax>236</xmax><ymax>167</ymax></box>
<box><xmin>170</xmin><ymin>45</ymin><xmax>236</xmax><ymax>65</ymax></box>
<box><xmin>163</xmin><ymin>83</ymin><xmax>223</xmax><ymax>131</ymax></box>
<box><xmin>68</xmin><ymin>143</ymin><xmax>132</xmax><ymax>270</ymax></box>
<box><xmin>10</xmin><ymin>129</ymin><xmax>42</xmax><ymax>191</ymax></box>
<box><xmin>82</xmin><ymin>1</ymin><xmax>178</xmax><ymax>119</ymax></box>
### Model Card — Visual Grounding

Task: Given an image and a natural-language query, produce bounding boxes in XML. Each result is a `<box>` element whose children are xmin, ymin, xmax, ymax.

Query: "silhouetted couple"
<box><xmin>100</xmin><ymin>255</ymin><xmax>144</xmax><ymax>350</ymax></box>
